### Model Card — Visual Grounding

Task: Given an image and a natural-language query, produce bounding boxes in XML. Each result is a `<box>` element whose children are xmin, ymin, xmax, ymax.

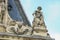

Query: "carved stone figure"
<box><xmin>32</xmin><ymin>7</ymin><xmax>43</xmax><ymax>27</ymax></box>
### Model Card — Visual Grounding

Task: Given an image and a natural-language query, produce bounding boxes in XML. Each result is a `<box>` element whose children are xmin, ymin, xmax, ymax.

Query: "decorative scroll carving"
<box><xmin>18</xmin><ymin>25</ymin><xmax>32</xmax><ymax>35</ymax></box>
<box><xmin>6</xmin><ymin>20</ymin><xmax>32</xmax><ymax>35</ymax></box>
<box><xmin>6</xmin><ymin>21</ymin><xmax>19</xmax><ymax>33</ymax></box>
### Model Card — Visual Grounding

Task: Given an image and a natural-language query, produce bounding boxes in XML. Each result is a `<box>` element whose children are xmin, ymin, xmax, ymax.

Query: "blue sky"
<box><xmin>20</xmin><ymin>0</ymin><xmax>60</xmax><ymax>40</ymax></box>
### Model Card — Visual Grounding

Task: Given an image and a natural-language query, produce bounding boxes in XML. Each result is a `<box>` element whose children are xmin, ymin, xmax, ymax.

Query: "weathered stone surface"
<box><xmin>0</xmin><ymin>0</ymin><xmax>54</xmax><ymax>40</ymax></box>
<box><xmin>6</xmin><ymin>21</ymin><xmax>32</xmax><ymax>35</ymax></box>
<box><xmin>0</xmin><ymin>24</ymin><xmax>6</xmax><ymax>32</ymax></box>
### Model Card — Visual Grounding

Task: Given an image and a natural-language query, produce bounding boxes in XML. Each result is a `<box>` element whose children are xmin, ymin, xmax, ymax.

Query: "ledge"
<box><xmin>0</xmin><ymin>32</ymin><xmax>54</xmax><ymax>40</ymax></box>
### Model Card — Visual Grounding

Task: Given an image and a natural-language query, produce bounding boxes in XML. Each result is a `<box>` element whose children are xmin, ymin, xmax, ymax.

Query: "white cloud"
<box><xmin>51</xmin><ymin>33</ymin><xmax>60</xmax><ymax>40</ymax></box>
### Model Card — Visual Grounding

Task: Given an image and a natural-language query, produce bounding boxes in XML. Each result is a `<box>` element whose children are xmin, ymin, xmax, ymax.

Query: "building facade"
<box><xmin>0</xmin><ymin>0</ymin><xmax>54</xmax><ymax>40</ymax></box>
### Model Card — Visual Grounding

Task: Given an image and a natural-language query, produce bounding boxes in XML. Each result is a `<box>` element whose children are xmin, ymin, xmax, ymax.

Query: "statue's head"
<box><xmin>37</xmin><ymin>6</ymin><xmax>42</xmax><ymax>10</ymax></box>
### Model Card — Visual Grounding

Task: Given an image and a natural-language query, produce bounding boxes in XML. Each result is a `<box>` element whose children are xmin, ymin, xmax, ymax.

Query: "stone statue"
<box><xmin>32</xmin><ymin>7</ymin><xmax>44</xmax><ymax>27</ymax></box>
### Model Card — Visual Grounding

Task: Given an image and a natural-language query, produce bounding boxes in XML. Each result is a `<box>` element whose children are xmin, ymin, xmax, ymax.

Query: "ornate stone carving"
<box><xmin>18</xmin><ymin>25</ymin><xmax>32</xmax><ymax>35</ymax></box>
<box><xmin>32</xmin><ymin>7</ymin><xmax>45</xmax><ymax>27</ymax></box>
<box><xmin>0</xmin><ymin>1</ymin><xmax>5</xmax><ymax>23</ymax></box>
<box><xmin>6</xmin><ymin>20</ymin><xmax>32</xmax><ymax>35</ymax></box>
<box><xmin>32</xmin><ymin>7</ymin><xmax>50</xmax><ymax>36</ymax></box>
<box><xmin>6</xmin><ymin>21</ymin><xmax>19</xmax><ymax>34</ymax></box>
<box><xmin>32</xmin><ymin>8</ymin><xmax>43</xmax><ymax>27</ymax></box>
<box><xmin>0</xmin><ymin>0</ymin><xmax>54</xmax><ymax>40</ymax></box>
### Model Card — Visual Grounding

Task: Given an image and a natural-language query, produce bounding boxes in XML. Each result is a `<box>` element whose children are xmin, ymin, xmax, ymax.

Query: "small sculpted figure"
<box><xmin>32</xmin><ymin>7</ymin><xmax>43</xmax><ymax>27</ymax></box>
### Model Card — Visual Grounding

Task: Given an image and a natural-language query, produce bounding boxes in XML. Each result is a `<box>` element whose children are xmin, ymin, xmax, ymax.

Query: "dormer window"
<box><xmin>8</xmin><ymin>4</ymin><xmax>12</xmax><ymax>11</ymax></box>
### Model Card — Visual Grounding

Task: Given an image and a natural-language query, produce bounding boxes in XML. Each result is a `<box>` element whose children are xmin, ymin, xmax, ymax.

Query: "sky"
<box><xmin>20</xmin><ymin>0</ymin><xmax>60</xmax><ymax>40</ymax></box>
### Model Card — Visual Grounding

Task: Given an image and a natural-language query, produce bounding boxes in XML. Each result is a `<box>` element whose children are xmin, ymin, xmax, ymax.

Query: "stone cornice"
<box><xmin>0</xmin><ymin>32</ymin><xmax>54</xmax><ymax>40</ymax></box>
